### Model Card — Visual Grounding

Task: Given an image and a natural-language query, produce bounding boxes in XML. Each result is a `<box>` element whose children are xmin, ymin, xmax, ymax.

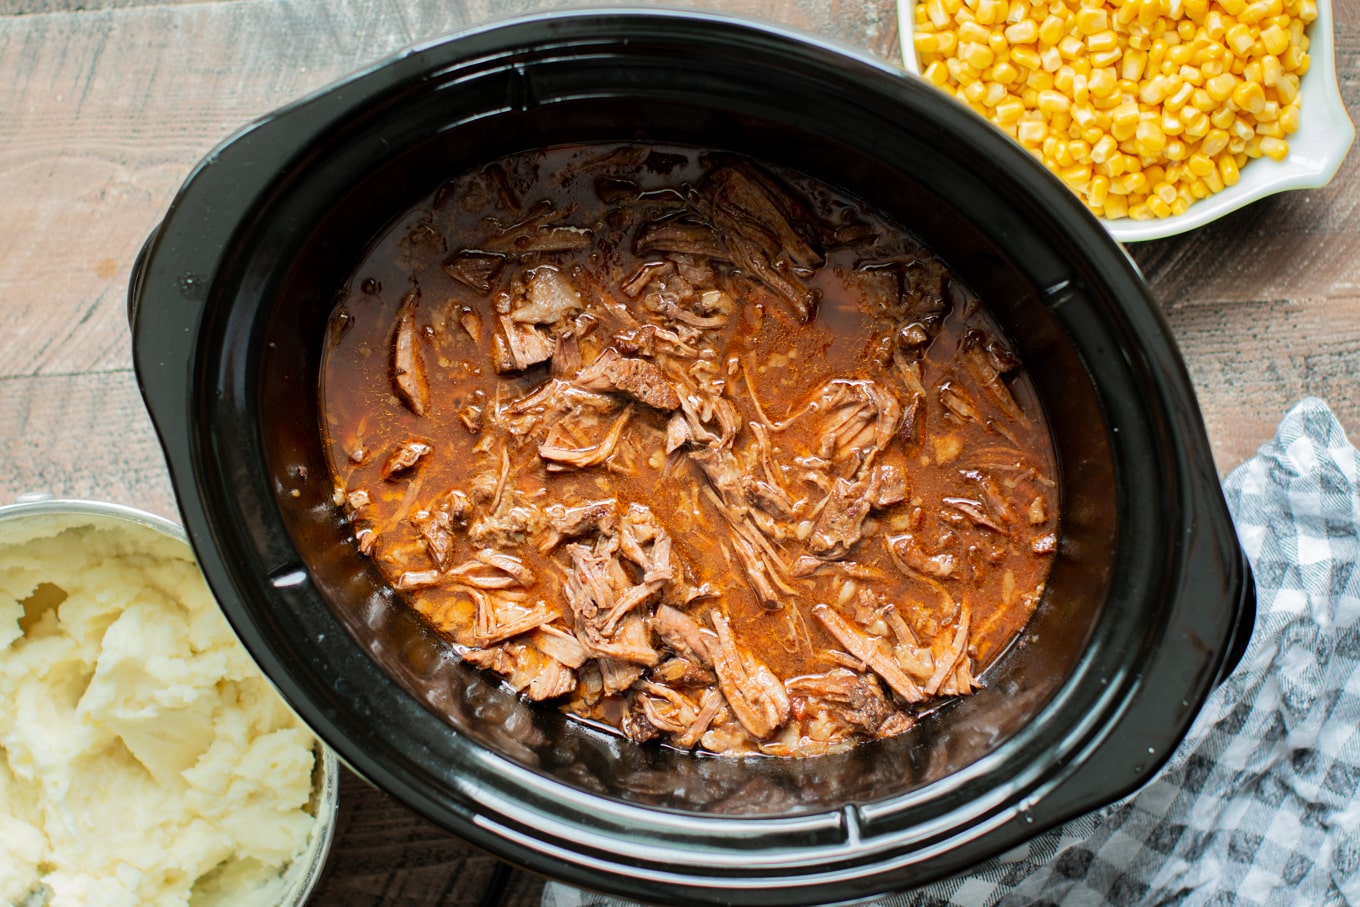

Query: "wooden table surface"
<box><xmin>2</xmin><ymin>0</ymin><xmax>1356</xmax><ymax>904</ymax></box>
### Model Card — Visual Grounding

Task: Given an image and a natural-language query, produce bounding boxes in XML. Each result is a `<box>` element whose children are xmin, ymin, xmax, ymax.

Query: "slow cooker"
<box><xmin>128</xmin><ymin>10</ymin><xmax>1255</xmax><ymax>905</ymax></box>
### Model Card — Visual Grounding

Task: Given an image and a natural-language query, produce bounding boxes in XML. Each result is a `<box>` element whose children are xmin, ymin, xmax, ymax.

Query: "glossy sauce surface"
<box><xmin>321</xmin><ymin>145</ymin><xmax>1058</xmax><ymax>756</ymax></box>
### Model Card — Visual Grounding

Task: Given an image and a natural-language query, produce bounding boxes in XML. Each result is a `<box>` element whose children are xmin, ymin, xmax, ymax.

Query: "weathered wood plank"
<box><xmin>0</xmin><ymin>370</ymin><xmax>177</xmax><ymax>517</ymax></box>
<box><xmin>312</xmin><ymin>769</ymin><xmax>544</xmax><ymax>907</ymax></box>
<box><xmin>1160</xmin><ymin>294</ymin><xmax>1360</xmax><ymax>473</ymax></box>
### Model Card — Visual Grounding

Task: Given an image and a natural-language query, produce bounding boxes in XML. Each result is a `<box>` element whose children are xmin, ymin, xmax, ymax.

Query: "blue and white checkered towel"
<box><xmin>543</xmin><ymin>397</ymin><xmax>1360</xmax><ymax>906</ymax></box>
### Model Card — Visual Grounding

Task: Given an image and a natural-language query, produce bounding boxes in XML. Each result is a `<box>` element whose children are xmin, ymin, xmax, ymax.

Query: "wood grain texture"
<box><xmin>0</xmin><ymin>0</ymin><xmax>1357</xmax><ymax>903</ymax></box>
<box><xmin>310</xmin><ymin>769</ymin><xmax>544</xmax><ymax>907</ymax></box>
<box><xmin>0</xmin><ymin>370</ymin><xmax>178</xmax><ymax>517</ymax></box>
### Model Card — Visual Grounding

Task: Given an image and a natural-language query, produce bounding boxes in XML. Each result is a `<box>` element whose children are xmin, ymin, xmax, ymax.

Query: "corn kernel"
<box><xmin>1205</xmin><ymin>72</ymin><xmax>1237</xmax><ymax>102</ymax></box>
<box><xmin>957</xmin><ymin>20</ymin><xmax>988</xmax><ymax>43</ymax></box>
<box><xmin>1218</xmin><ymin>153</ymin><xmax>1240</xmax><ymax>186</ymax></box>
<box><xmin>1088</xmin><ymin>67</ymin><xmax>1118</xmax><ymax>98</ymax></box>
<box><xmin>1226</xmin><ymin>24</ymin><xmax>1255</xmax><ymax>54</ymax></box>
<box><xmin>1140</xmin><ymin>76</ymin><xmax>1168</xmax><ymax>105</ymax></box>
<box><xmin>1179</xmin><ymin>64</ymin><xmax>1205</xmax><ymax>86</ymax></box>
<box><xmin>1260</xmin><ymin>23</ymin><xmax>1290</xmax><ymax>56</ymax></box>
<box><xmin>1149</xmin><ymin>39</ymin><xmax>1168</xmax><ymax>72</ymax></box>
<box><xmin>992</xmin><ymin>61</ymin><xmax>1021</xmax><ymax>83</ymax></box>
<box><xmin>1210</xmin><ymin>104</ymin><xmax>1237</xmax><ymax>129</ymax></box>
<box><xmin>1038</xmin><ymin>14</ymin><xmax>1066</xmax><ymax>44</ymax></box>
<box><xmin>1037</xmin><ymin>88</ymin><xmax>1071</xmax><ymax>113</ymax></box>
<box><xmin>1015</xmin><ymin>119</ymin><xmax>1046</xmax><ymax>144</ymax></box>
<box><xmin>1089</xmin><ymin>174</ymin><xmax>1111</xmax><ymax>205</ymax></box>
<box><xmin>1187</xmin><ymin>152</ymin><xmax>1215</xmax><ymax>176</ymax></box>
<box><xmin>1090</xmin><ymin>133</ymin><xmax>1120</xmax><ymax>163</ymax></box>
<box><xmin>1259</xmin><ymin>136</ymin><xmax>1289</xmax><ymax>160</ymax></box>
<box><xmin>996</xmin><ymin>97</ymin><xmax>1028</xmax><ymax>123</ymax></box>
<box><xmin>1103</xmin><ymin>194</ymin><xmax>1130</xmax><ymax>219</ymax></box>
<box><xmin>1239</xmin><ymin>0</ymin><xmax>1277</xmax><ymax>25</ymax></box>
<box><xmin>1122</xmin><ymin>48</ymin><xmax>1149</xmax><ymax>82</ymax></box>
<box><xmin>1279</xmin><ymin>104</ymin><xmax>1300</xmax><ymax>134</ymax></box>
<box><xmin>944</xmin><ymin>58</ymin><xmax>970</xmax><ymax>83</ymax></box>
<box><xmin>977</xmin><ymin>0</ymin><xmax>1006</xmax><ymax>25</ymax></box>
<box><xmin>1167</xmin><ymin>44</ymin><xmax>1195</xmax><ymax>67</ymax></box>
<box><xmin>1204</xmin><ymin>10</ymin><xmax>1226</xmax><ymax>39</ymax></box>
<box><xmin>1011</xmin><ymin>45</ymin><xmax>1043</xmax><ymax>69</ymax></box>
<box><xmin>1201</xmin><ymin>128</ymin><xmax>1230</xmax><ymax>156</ymax></box>
<box><xmin>1183</xmin><ymin>108</ymin><xmax>1211</xmax><ymax>137</ymax></box>
<box><xmin>1061</xmin><ymin>163</ymin><xmax>1093</xmax><ymax>185</ymax></box>
<box><xmin>1232</xmin><ymin>80</ymin><xmax>1266</xmax><ymax>115</ymax></box>
<box><xmin>1135</xmin><ymin>120</ymin><xmax>1168</xmax><ymax>154</ymax></box>
<box><xmin>1089</xmin><ymin>47</ymin><xmax>1123</xmax><ymax>68</ymax></box>
<box><xmin>1004</xmin><ymin>19</ymin><xmax>1040</xmax><ymax>43</ymax></box>
<box><xmin>1261</xmin><ymin>54</ymin><xmax>1282</xmax><ymax>85</ymax></box>
<box><xmin>1027</xmin><ymin>69</ymin><xmax>1055</xmax><ymax>90</ymax></box>
<box><xmin>1072</xmin><ymin>102</ymin><xmax>1099</xmax><ymax>129</ymax></box>
<box><xmin>1074</xmin><ymin>7</ymin><xmax>1105</xmax><ymax>34</ymax></box>
<box><xmin>962</xmin><ymin>42</ymin><xmax>997</xmax><ymax>69</ymax></box>
<box><xmin>915</xmin><ymin>32</ymin><xmax>944</xmax><ymax>54</ymax></box>
<box><xmin>1165</xmin><ymin>81</ymin><xmax>1196</xmax><ymax>112</ymax></box>
<box><xmin>1082</xmin><ymin>30</ymin><xmax>1114</xmax><ymax>55</ymax></box>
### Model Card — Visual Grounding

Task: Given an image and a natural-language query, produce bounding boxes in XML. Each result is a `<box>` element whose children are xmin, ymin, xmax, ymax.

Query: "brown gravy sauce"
<box><xmin>320</xmin><ymin>144</ymin><xmax>1058</xmax><ymax>757</ymax></box>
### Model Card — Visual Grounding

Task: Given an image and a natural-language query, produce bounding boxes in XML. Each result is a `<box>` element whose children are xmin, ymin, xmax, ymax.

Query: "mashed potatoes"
<box><xmin>0</xmin><ymin>509</ymin><xmax>324</xmax><ymax>907</ymax></box>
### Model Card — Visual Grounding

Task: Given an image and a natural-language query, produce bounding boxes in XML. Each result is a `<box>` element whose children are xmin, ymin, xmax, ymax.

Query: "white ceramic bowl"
<box><xmin>897</xmin><ymin>0</ymin><xmax>1354</xmax><ymax>242</ymax></box>
<box><xmin>0</xmin><ymin>497</ymin><xmax>338</xmax><ymax>907</ymax></box>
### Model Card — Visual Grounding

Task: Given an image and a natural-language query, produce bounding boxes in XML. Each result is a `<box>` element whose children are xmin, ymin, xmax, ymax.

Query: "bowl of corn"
<box><xmin>898</xmin><ymin>0</ymin><xmax>1353</xmax><ymax>242</ymax></box>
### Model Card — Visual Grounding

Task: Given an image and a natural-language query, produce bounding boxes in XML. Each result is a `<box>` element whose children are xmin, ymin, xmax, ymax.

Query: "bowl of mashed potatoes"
<box><xmin>0</xmin><ymin>497</ymin><xmax>337</xmax><ymax>907</ymax></box>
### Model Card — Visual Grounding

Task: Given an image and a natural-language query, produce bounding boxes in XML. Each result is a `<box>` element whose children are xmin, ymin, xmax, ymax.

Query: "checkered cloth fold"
<box><xmin>543</xmin><ymin>397</ymin><xmax>1360</xmax><ymax>907</ymax></box>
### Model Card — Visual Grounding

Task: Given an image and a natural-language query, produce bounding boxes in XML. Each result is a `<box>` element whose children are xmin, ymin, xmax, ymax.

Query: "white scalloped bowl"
<box><xmin>897</xmin><ymin>0</ymin><xmax>1354</xmax><ymax>242</ymax></box>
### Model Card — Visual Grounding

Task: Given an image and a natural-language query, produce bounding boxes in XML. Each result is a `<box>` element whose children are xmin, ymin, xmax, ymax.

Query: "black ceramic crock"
<box><xmin>128</xmin><ymin>10</ymin><xmax>1255</xmax><ymax>906</ymax></box>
